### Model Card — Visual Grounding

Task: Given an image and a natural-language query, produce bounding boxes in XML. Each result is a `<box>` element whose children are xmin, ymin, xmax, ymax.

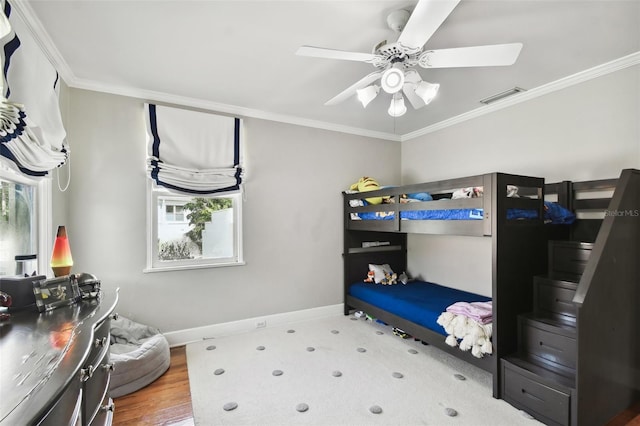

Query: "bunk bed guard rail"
<box><xmin>343</xmin><ymin>173</ymin><xmax>544</xmax><ymax>237</ymax></box>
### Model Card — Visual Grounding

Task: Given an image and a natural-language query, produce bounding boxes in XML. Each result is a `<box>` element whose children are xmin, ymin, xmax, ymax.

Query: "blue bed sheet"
<box><xmin>355</xmin><ymin>201</ymin><xmax>575</xmax><ymax>224</ymax></box>
<box><xmin>348</xmin><ymin>280</ymin><xmax>491</xmax><ymax>336</ymax></box>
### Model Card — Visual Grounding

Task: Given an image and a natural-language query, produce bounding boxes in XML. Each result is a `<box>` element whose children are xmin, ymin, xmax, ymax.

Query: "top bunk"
<box><xmin>343</xmin><ymin>172</ymin><xmax>555</xmax><ymax>236</ymax></box>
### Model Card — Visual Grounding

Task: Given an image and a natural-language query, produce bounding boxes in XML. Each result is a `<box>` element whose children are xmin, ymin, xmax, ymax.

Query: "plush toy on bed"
<box><xmin>381</xmin><ymin>271</ymin><xmax>398</xmax><ymax>285</ymax></box>
<box><xmin>350</xmin><ymin>177</ymin><xmax>383</xmax><ymax>205</ymax></box>
<box><xmin>452</xmin><ymin>187</ymin><xmax>483</xmax><ymax>199</ymax></box>
<box><xmin>364</xmin><ymin>271</ymin><xmax>375</xmax><ymax>283</ymax></box>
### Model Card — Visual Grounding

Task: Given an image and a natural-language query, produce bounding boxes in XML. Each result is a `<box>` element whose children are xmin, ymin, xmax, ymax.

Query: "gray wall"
<box><xmin>63</xmin><ymin>88</ymin><xmax>401</xmax><ymax>332</ymax></box>
<box><xmin>401</xmin><ymin>65</ymin><xmax>640</xmax><ymax>296</ymax></box>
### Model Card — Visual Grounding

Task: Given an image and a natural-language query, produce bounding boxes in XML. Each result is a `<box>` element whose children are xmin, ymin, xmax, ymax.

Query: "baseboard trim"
<box><xmin>164</xmin><ymin>304</ymin><xmax>344</xmax><ymax>347</ymax></box>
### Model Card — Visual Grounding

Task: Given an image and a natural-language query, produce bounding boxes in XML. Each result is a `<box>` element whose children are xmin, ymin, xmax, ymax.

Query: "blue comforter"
<box><xmin>348</xmin><ymin>280</ymin><xmax>491</xmax><ymax>336</ymax></box>
<box><xmin>356</xmin><ymin>201</ymin><xmax>575</xmax><ymax>224</ymax></box>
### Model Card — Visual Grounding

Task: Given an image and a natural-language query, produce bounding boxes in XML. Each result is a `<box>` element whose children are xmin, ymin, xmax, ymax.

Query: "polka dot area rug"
<box><xmin>186</xmin><ymin>315</ymin><xmax>542</xmax><ymax>426</ymax></box>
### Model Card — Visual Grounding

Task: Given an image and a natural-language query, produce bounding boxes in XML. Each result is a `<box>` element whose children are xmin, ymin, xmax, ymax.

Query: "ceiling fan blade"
<box><xmin>397</xmin><ymin>0</ymin><xmax>461</xmax><ymax>50</ymax></box>
<box><xmin>402</xmin><ymin>84</ymin><xmax>426</xmax><ymax>110</ymax></box>
<box><xmin>402</xmin><ymin>70</ymin><xmax>426</xmax><ymax>109</ymax></box>
<box><xmin>325</xmin><ymin>71</ymin><xmax>383</xmax><ymax>106</ymax></box>
<box><xmin>296</xmin><ymin>45</ymin><xmax>377</xmax><ymax>62</ymax></box>
<box><xmin>419</xmin><ymin>43</ymin><xmax>523</xmax><ymax>68</ymax></box>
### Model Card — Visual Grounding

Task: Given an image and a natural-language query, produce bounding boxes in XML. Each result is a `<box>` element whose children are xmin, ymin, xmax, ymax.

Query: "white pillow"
<box><xmin>369</xmin><ymin>264</ymin><xmax>394</xmax><ymax>284</ymax></box>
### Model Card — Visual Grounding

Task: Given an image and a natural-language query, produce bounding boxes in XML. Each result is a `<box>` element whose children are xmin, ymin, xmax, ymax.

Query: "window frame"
<box><xmin>0</xmin><ymin>165</ymin><xmax>52</xmax><ymax>277</ymax></box>
<box><xmin>145</xmin><ymin>182</ymin><xmax>244</xmax><ymax>273</ymax></box>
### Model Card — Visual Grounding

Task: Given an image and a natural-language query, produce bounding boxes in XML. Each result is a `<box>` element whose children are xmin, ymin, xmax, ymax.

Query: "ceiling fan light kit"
<box><xmin>414</xmin><ymin>81</ymin><xmax>440</xmax><ymax>105</ymax></box>
<box><xmin>296</xmin><ymin>0</ymin><xmax>523</xmax><ymax>119</ymax></box>
<box><xmin>381</xmin><ymin>65</ymin><xmax>406</xmax><ymax>94</ymax></box>
<box><xmin>388</xmin><ymin>93</ymin><xmax>407</xmax><ymax>117</ymax></box>
<box><xmin>356</xmin><ymin>84</ymin><xmax>380</xmax><ymax>108</ymax></box>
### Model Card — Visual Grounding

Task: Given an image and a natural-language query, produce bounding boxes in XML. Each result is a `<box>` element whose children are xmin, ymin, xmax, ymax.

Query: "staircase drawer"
<box><xmin>522</xmin><ymin>322</ymin><xmax>576</xmax><ymax>370</ymax></box>
<box><xmin>503</xmin><ymin>362</ymin><xmax>570</xmax><ymax>426</ymax></box>
<box><xmin>536</xmin><ymin>281</ymin><xmax>577</xmax><ymax>319</ymax></box>
<box><xmin>549</xmin><ymin>242</ymin><xmax>592</xmax><ymax>277</ymax></box>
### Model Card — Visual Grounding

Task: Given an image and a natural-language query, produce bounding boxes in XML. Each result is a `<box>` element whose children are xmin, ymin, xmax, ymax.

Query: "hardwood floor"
<box><xmin>113</xmin><ymin>346</ymin><xmax>639</xmax><ymax>426</ymax></box>
<box><xmin>112</xmin><ymin>346</ymin><xmax>194</xmax><ymax>426</ymax></box>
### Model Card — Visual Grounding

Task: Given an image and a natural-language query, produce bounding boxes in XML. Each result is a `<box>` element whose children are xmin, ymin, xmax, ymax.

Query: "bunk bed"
<box><xmin>342</xmin><ymin>169</ymin><xmax>639</xmax><ymax>424</ymax></box>
<box><xmin>343</xmin><ymin>172</ymin><xmax>552</xmax><ymax>398</ymax></box>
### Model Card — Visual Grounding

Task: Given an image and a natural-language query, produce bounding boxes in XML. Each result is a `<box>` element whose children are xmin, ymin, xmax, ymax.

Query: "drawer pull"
<box><xmin>521</xmin><ymin>388</ymin><xmax>544</xmax><ymax>403</ymax></box>
<box><xmin>95</xmin><ymin>336</ymin><xmax>108</xmax><ymax>348</ymax></box>
<box><xmin>102</xmin><ymin>402</ymin><xmax>115</xmax><ymax>412</ymax></box>
<box><xmin>81</xmin><ymin>365</ymin><xmax>94</xmax><ymax>382</ymax></box>
<box><xmin>102</xmin><ymin>363</ymin><xmax>115</xmax><ymax>372</ymax></box>
<box><xmin>538</xmin><ymin>340</ymin><xmax>562</xmax><ymax>353</ymax></box>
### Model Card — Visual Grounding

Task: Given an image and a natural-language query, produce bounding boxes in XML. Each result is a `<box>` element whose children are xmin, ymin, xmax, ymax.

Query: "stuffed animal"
<box><xmin>350</xmin><ymin>177</ymin><xmax>383</xmax><ymax>205</ymax></box>
<box><xmin>381</xmin><ymin>271</ymin><xmax>397</xmax><ymax>285</ymax></box>
<box><xmin>364</xmin><ymin>270</ymin><xmax>375</xmax><ymax>283</ymax></box>
<box><xmin>452</xmin><ymin>187</ymin><xmax>483</xmax><ymax>199</ymax></box>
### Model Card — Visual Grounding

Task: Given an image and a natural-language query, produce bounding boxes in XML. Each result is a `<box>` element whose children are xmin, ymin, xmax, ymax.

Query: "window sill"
<box><xmin>143</xmin><ymin>261</ymin><xmax>245</xmax><ymax>274</ymax></box>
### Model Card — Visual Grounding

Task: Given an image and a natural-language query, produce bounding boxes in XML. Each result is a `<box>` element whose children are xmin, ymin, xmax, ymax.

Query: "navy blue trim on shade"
<box><xmin>148</xmin><ymin>104</ymin><xmax>160</xmax><ymax>158</ymax></box>
<box><xmin>0</xmin><ymin>109</ymin><xmax>46</xmax><ymax>176</ymax></box>
<box><xmin>2</xmin><ymin>1</ymin><xmax>19</xmax><ymax>98</ymax></box>
<box><xmin>155</xmin><ymin>176</ymin><xmax>242</xmax><ymax>195</ymax></box>
<box><xmin>147</xmin><ymin>104</ymin><xmax>162</xmax><ymax>184</ymax></box>
<box><xmin>2</xmin><ymin>35</ymin><xmax>20</xmax><ymax>99</ymax></box>
<box><xmin>0</xmin><ymin>109</ymin><xmax>53</xmax><ymax>176</ymax></box>
<box><xmin>147</xmin><ymin>104</ymin><xmax>242</xmax><ymax>195</ymax></box>
<box><xmin>0</xmin><ymin>145</ymin><xmax>48</xmax><ymax>177</ymax></box>
<box><xmin>233</xmin><ymin>118</ymin><xmax>240</xmax><ymax>166</ymax></box>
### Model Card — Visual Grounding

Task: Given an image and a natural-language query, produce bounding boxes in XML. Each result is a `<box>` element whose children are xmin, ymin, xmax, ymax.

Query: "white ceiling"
<box><xmin>16</xmin><ymin>0</ymin><xmax>640</xmax><ymax>140</ymax></box>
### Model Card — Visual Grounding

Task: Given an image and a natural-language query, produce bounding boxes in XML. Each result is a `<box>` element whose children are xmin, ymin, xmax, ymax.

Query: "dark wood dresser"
<box><xmin>0</xmin><ymin>290</ymin><xmax>119</xmax><ymax>425</ymax></box>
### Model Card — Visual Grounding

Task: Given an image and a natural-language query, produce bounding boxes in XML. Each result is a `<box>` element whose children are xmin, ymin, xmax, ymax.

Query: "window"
<box><xmin>0</xmin><ymin>167</ymin><xmax>51</xmax><ymax>277</ymax></box>
<box><xmin>162</xmin><ymin>204</ymin><xmax>185</xmax><ymax>222</ymax></box>
<box><xmin>146</xmin><ymin>185</ymin><xmax>243</xmax><ymax>272</ymax></box>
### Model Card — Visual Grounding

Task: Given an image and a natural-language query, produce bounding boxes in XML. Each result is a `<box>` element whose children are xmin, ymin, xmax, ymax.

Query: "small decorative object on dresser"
<box><xmin>32</xmin><ymin>275</ymin><xmax>81</xmax><ymax>312</ymax></box>
<box><xmin>50</xmin><ymin>225</ymin><xmax>74</xmax><ymax>277</ymax></box>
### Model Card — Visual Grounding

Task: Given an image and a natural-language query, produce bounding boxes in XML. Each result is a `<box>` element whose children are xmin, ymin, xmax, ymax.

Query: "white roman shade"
<box><xmin>145</xmin><ymin>103</ymin><xmax>243</xmax><ymax>194</ymax></box>
<box><xmin>0</xmin><ymin>0</ymin><xmax>68</xmax><ymax>176</ymax></box>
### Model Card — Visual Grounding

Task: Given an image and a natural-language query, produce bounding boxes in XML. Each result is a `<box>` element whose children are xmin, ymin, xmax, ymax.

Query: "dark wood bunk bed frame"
<box><xmin>342</xmin><ymin>172</ymin><xmax>549</xmax><ymax>399</ymax></box>
<box><xmin>343</xmin><ymin>169</ymin><xmax>639</xmax><ymax>426</ymax></box>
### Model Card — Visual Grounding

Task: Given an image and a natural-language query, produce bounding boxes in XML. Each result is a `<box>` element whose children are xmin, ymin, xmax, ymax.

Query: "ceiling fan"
<box><xmin>296</xmin><ymin>0</ymin><xmax>523</xmax><ymax>117</ymax></box>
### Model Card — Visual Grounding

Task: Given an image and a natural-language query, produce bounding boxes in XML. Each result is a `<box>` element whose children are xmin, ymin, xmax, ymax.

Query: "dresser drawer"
<box><xmin>39</xmin><ymin>378</ymin><xmax>82</xmax><ymax>426</ymax></box>
<box><xmin>522</xmin><ymin>322</ymin><xmax>576</xmax><ymax>370</ymax></box>
<box><xmin>88</xmin><ymin>319</ymin><xmax>111</xmax><ymax>362</ymax></box>
<box><xmin>82</xmin><ymin>317</ymin><xmax>114</xmax><ymax>425</ymax></box>
<box><xmin>89</xmin><ymin>396</ymin><xmax>114</xmax><ymax>426</ymax></box>
<box><xmin>503</xmin><ymin>363</ymin><xmax>570</xmax><ymax>426</ymax></box>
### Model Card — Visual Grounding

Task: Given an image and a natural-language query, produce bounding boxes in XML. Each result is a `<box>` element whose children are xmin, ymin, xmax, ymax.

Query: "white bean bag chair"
<box><xmin>109</xmin><ymin>316</ymin><xmax>170</xmax><ymax>398</ymax></box>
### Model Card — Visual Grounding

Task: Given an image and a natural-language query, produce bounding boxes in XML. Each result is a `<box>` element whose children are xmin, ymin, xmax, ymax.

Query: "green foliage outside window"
<box><xmin>184</xmin><ymin>197</ymin><xmax>232</xmax><ymax>251</ymax></box>
<box><xmin>158</xmin><ymin>240</ymin><xmax>193</xmax><ymax>261</ymax></box>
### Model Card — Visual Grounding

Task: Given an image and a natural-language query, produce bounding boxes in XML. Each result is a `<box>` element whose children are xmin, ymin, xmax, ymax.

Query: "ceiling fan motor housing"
<box><xmin>386</xmin><ymin>9</ymin><xmax>410</xmax><ymax>33</ymax></box>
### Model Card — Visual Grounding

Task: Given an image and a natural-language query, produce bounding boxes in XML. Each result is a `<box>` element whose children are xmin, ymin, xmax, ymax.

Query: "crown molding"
<box><xmin>12</xmin><ymin>1</ymin><xmax>638</xmax><ymax>144</ymax></box>
<box><xmin>68</xmin><ymin>77</ymin><xmax>402</xmax><ymax>142</ymax></box>
<box><xmin>11</xmin><ymin>0</ymin><xmax>400</xmax><ymax>141</ymax></box>
<box><xmin>10</xmin><ymin>0</ymin><xmax>76</xmax><ymax>84</ymax></box>
<box><xmin>400</xmin><ymin>51</ymin><xmax>640</xmax><ymax>141</ymax></box>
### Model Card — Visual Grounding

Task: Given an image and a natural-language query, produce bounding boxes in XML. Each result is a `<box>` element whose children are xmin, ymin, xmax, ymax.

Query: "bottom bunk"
<box><xmin>345</xmin><ymin>279</ymin><xmax>495</xmax><ymax>374</ymax></box>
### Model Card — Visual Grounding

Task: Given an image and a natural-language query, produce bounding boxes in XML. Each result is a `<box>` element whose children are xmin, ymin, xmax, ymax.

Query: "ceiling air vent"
<box><xmin>479</xmin><ymin>87</ymin><xmax>526</xmax><ymax>105</ymax></box>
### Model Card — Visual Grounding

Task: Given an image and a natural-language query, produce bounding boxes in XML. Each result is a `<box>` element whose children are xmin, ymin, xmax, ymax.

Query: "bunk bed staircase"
<box><xmin>501</xmin><ymin>169</ymin><xmax>640</xmax><ymax>426</ymax></box>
